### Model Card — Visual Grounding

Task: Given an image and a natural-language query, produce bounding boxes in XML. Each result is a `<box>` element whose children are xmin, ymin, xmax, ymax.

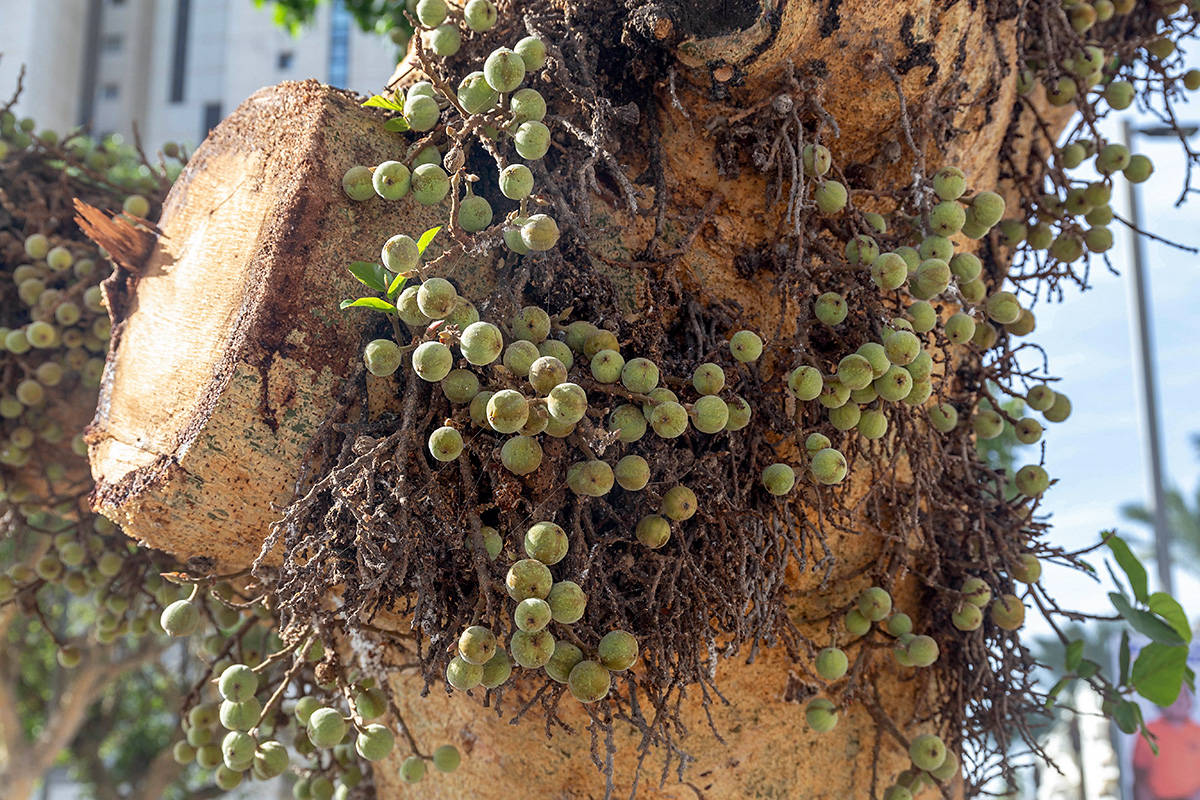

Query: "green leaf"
<box><xmin>1110</xmin><ymin>592</ymin><xmax>1187</xmax><ymax>646</ymax></box>
<box><xmin>386</xmin><ymin>272</ymin><xmax>408</xmax><ymax>301</ymax></box>
<box><xmin>1113</xmin><ymin>699</ymin><xmax>1139</xmax><ymax>734</ymax></box>
<box><xmin>1077</xmin><ymin>659</ymin><xmax>1100</xmax><ymax>679</ymax></box>
<box><xmin>1104</xmin><ymin>531</ymin><xmax>1148</xmax><ymax>603</ymax></box>
<box><xmin>1119</xmin><ymin>631</ymin><xmax>1131</xmax><ymax>686</ymax></box>
<box><xmin>416</xmin><ymin>225</ymin><xmax>442</xmax><ymax>254</ymax></box>
<box><xmin>1131</xmin><ymin>642</ymin><xmax>1188</xmax><ymax>706</ymax></box>
<box><xmin>1045</xmin><ymin>677</ymin><xmax>1072</xmax><ymax>709</ymax></box>
<box><xmin>339</xmin><ymin>298</ymin><xmax>398</xmax><ymax>313</ymax></box>
<box><xmin>384</xmin><ymin>117</ymin><xmax>411</xmax><ymax>132</ymax></box>
<box><xmin>1148</xmin><ymin>592</ymin><xmax>1192</xmax><ymax>643</ymax></box>
<box><xmin>347</xmin><ymin>261</ymin><xmax>389</xmax><ymax>293</ymax></box>
<box><xmin>363</xmin><ymin>93</ymin><xmax>404</xmax><ymax>111</ymax></box>
<box><xmin>1065</xmin><ymin>639</ymin><xmax>1085</xmax><ymax>672</ymax></box>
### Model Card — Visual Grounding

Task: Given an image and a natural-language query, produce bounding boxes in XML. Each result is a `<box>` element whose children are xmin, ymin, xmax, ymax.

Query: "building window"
<box><xmin>169</xmin><ymin>0</ymin><xmax>191</xmax><ymax>103</ymax></box>
<box><xmin>328</xmin><ymin>0</ymin><xmax>350</xmax><ymax>88</ymax></box>
<box><xmin>277</xmin><ymin>51</ymin><xmax>295</xmax><ymax>70</ymax></box>
<box><xmin>202</xmin><ymin>103</ymin><xmax>222</xmax><ymax>140</ymax></box>
<box><xmin>101</xmin><ymin>34</ymin><xmax>123</xmax><ymax>53</ymax></box>
<box><xmin>101</xmin><ymin>84</ymin><xmax>120</xmax><ymax>100</ymax></box>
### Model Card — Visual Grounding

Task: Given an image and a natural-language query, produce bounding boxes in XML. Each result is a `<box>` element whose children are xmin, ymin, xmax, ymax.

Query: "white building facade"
<box><xmin>0</xmin><ymin>0</ymin><xmax>399</xmax><ymax>148</ymax></box>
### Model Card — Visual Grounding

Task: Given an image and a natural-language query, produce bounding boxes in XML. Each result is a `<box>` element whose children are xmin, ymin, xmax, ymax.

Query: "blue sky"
<box><xmin>1019</xmin><ymin>88</ymin><xmax>1200</xmax><ymax>637</ymax></box>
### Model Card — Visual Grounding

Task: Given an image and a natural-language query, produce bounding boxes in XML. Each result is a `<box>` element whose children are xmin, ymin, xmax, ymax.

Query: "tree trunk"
<box><xmin>86</xmin><ymin>0</ymin><xmax>1069</xmax><ymax>797</ymax></box>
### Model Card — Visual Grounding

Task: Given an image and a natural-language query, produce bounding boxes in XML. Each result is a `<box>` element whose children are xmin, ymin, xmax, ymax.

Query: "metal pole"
<box><xmin>1121</xmin><ymin>120</ymin><xmax>1173</xmax><ymax>595</ymax></box>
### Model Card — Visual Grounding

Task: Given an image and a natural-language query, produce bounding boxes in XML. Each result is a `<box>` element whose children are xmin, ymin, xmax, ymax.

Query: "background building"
<box><xmin>0</xmin><ymin>0</ymin><xmax>399</xmax><ymax>148</ymax></box>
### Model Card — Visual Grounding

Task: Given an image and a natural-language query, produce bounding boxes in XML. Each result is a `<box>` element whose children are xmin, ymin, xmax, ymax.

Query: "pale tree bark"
<box><xmin>84</xmin><ymin>0</ymin><xmax>1076</xmax><ymax>797</ymax></box>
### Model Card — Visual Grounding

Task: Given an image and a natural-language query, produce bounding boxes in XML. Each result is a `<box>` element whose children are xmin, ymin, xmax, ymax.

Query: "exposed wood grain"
<box><xmin>87</xmin><ymin>80</ymin><xmax>492</xmax><ymax>565</ymax></box>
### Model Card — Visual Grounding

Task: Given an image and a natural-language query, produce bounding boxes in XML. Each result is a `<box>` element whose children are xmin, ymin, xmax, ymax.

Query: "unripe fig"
<box><xmin>480</xmin><ymin>650</ymin><xmax>513</xmax><ymax>688</ymax></box>
<box><xmin>483</xmin><ymin>48</ymin><xmax>526</xmax><ymax>93</ymax></box>
<box><xmin>161</xmin><ymin>600</ymin><xmax>199</xmax><ymax>637</ymax></box>
<box><xmin>886</xmin><ymin>613</ymin><xmax>913</xmax><ymax>637</ymax></box>
<box><xmin>525</xmin><ymin>521</ymin><xmax>568</xmax><ymax>564</ymax></box>
<box><xmin>614</xmin><ymin>455</ymin><xmax>650</xmax><ymax>490</ymax></box>
<box><xmin>810</xmin><ymin>172</ymin><xmax>850</xmax><ymax>212</ymax></box>
<box><xmin>1011</xmin><ymin>553</ymin><xmax>1043</xmax><ymax>583</ymax></box>
<box><xmin>412</xmin><ymin>341</ymin><xmax>453</xmax><ymax>382</ymax></box>
<box><xmin>909</xmin><ymin>734</ymin><xmax>947</xmax><ymax>771</ymax></box>
<box><xmin>952</xmin><ymin>602</ymin><xmax>983</xmax><ymax>631</ymax></box>
<box><xmin>725</xmin><ymin>395</ymin><xmax>752</xmax><ymax>431</ymax></box>
<box><xmin>513</xmin><ymin>306</ymin><xmax>551</xmax><ymax>342</ymax></box>
<box><xmin>433</xmin><ymin>744</ymin><xmax>462</xmax><ymax>773</ymax></box>
<box><xmin>547</xmin><ymin>581</ymin><xmax>587</xmax><ymax>624</ymax></box>
<box><xmin>598</xmin><ymin>630</ymin><xmax>639</xmax><ymax>671</ymax></box>
<box><xmin>636</xmin><ymin>515</ymin><xmax>671</xmax><ymax>549</ymax></box>
<box><xmin>842</xmin><ymin>608</ymin><xmax>872</xmax><ymax>638</ymax></box>
<box><xmin>411</xmin><ymin>163</ymin><xmax>450</xmax><ymax>205</ymax></box>
<box><xmin>515</xmin><ymin>598</ymin><xmax>552</xmax><ymax>632</ymax></box>
<box><xmin>514</xmin><ymin>36</ymin><xmax>547</xmax><ymax>70</ymax></box>
<box><xmin>906</xmin><ymin>635</ymin><xmax>939</xmax><ymax>667</ymax></box>
<box><xmin>973</xmin><ymin>409</ymin><xmax>1004</xmax><ymax>440</ymax></box>
<box><xmin>763</xmin><ymin>463</ymin><xmax>796</xmax><ymax>496</ymax></box>
<box><xmin>991</xmin><ymin>593</ymin><xmax>1026</xmax><ymax>630</ymax></box>
<box><xmin>985</xmin><ymin>291</ymin><xmax>1021</xmax><ymax>324</ymax></box>
<box><xmin>929</xmin><ymin>403</ymin><xmax>958</xmax><ymax>433</ymax></box>
<box><xmin>945</xmin><ymin>312</ymin><xmax>976</xmax><ymax>344</ymax></box>
<box><xmin>691</xmin><ymin>395</ymin><xmax>729</xmax><ymax>433</ymax></box>
<box><xmin>529</xmin><ymin>355</ymin><xmax>568</xmax><ymax>394</ymax></box>
<box><xmin>609</xmin><ymin>404</ymin><xmax>648</xmax><ymax>442</ymax></box>
<box><xmin>962</xmin><ymin>577</ymin><xmax>992</xmax><ymax>607</ymax></box>
<box><xmin>355</xmin><ymin>724</ymin><xmax>394</xmax><ymax>762</ymax></box>
<box><xmin>487</xmin><ymin>390</ymin><xmax>530</xmax><ymax>434</ymax></box>
<box><xmin>459</xmin><ymin>626</ymin><xmax>498</xmax><ymax>665</ymax></box>
<box><xmin>814</xmin><ymin>292</ymin><xmax>848</xmax><ymax>325</ymax></box>
<box><xmin>546</xmin><ymin>641</ymin><xmax>585</xmax><ymax>683</ymax></box>
<box><xmin>591</xmin><ymin>349</ymin><xmax>625</xmax><ymax>383</ymax></box>
<box><xmin>568</xmin><ymin>660</ymin><xmax>612</xmax><ymax>703</ymax></box>
<box><xmin>446</xmin><ymin>655</ymin><xmax>484</xmax><ymax>690</ymax></box>
<box><xmin>1043</xmin><ymin>391</ymin><xmax>1072</xmax><ymax>423</ymax></box>
<box><xmin>806</xmin><ymin>698</ymin><xmax>838</xmax><ymax>732</ymax></box>
<box><xmin>399</xmin><ymin>754</ymin><xmax>427</xmax><ymax>784</ymax></box>
<box><xmin>428</xmin><ymin>426</ymin><xmax>463</xmax><ymax>461</ymax></box>
<box><xmin>660</xmin><ymin>486</ymin><xmax>696</xmax><ymax>520</ymax></box>
<box><xmin>811</xmin><ymin>447</ymin><xmax>848</xmax><ymax>485</ymax></box>
<box><xmin>342</xmin><ymin>165</ymin><xmax>374</xmax><ymax>201</ymax></box>
<box><xmin>815</xmin><ymin>647</ymin><xmax>848</xmax><ymax>680</ymax></box>
<box><xmin>872</xmin><ymin>252</ymin><xmax>908</xmax><ymax>291</ymax></box>
<box><xmin>307</xmin><ymin>708</ymin><xmax>347</xmax><ymax>748</ymax></box>
<box><xmin>730</xmin><ymin>329</ymin><xmax>763</xmax><ymax>362</ymax></box>
<box><xmin>1026</xmin><ymin>384</ymin><xmax>1055</xmax><ymax>411</ymax></box>
<box><xmin>510</xmin><ymin>630</ymin><xmax>555</xmax><ymax>668</ymax></box>
<box><xmin>506</xmin><ymin>559</ymin><xmax>552</xmax><ymax>601</ymax></box>
<box><xmin>651</xmin><ymin>401</ymin><xmax>689</xmax><ymax>438</ymax></box>
<box><xmin>1014</xmin><ymin>464</ymin><xmax>1050</xmax><ymax>496</ymax></box>
<box><xmin>858</xmin><ymin>586</ymin><xmax>892</xmax><ymax>621</ymax></box>
<box><xmin>691</xmin><ymin>362</ymin><xmax>726</xmax><ymax>395</ymax></box>
<box><xmin>441</xmin><ymin>369</ymin><xmax>480</xmax><ymax>404</ymax></box>
<box><xmin>621</xmin><ymin>357</ymin><xmax>660</xmax><ymax>393</ymax></box>
<box><xmin>567</xmin><ymin>459</ymin><xmax>615</xmax><ymax>496</ymax></box>
<box><xmin>932</xmin><ymin>166</ymin><xmax>966</xmax><ymax>200</ymax></box>
<box><xmin>219</xmin><ymin>664</ymin><xmax>258</xmax><ymax>703</ymax></box>
<box><xmin>802</xmin><ymin>144</ymin><xmax>832</xmax><ymax>177</ymax></box>
<box><xmin>788</xmin><ymin>366</ymin><xmax>823</xmax><ymax>401</ymax></box>
<box><xmin>907</xmin><ymin>300</ymin><xmax>937</xmax><ymax>334</ymax></box>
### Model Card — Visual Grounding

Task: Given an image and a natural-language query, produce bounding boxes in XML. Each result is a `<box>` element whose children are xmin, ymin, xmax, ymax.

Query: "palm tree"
<box><xmin>1119</xmin><ymin>434</ymin><xmax>1200</xmax><ymax>569</ymax></box>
